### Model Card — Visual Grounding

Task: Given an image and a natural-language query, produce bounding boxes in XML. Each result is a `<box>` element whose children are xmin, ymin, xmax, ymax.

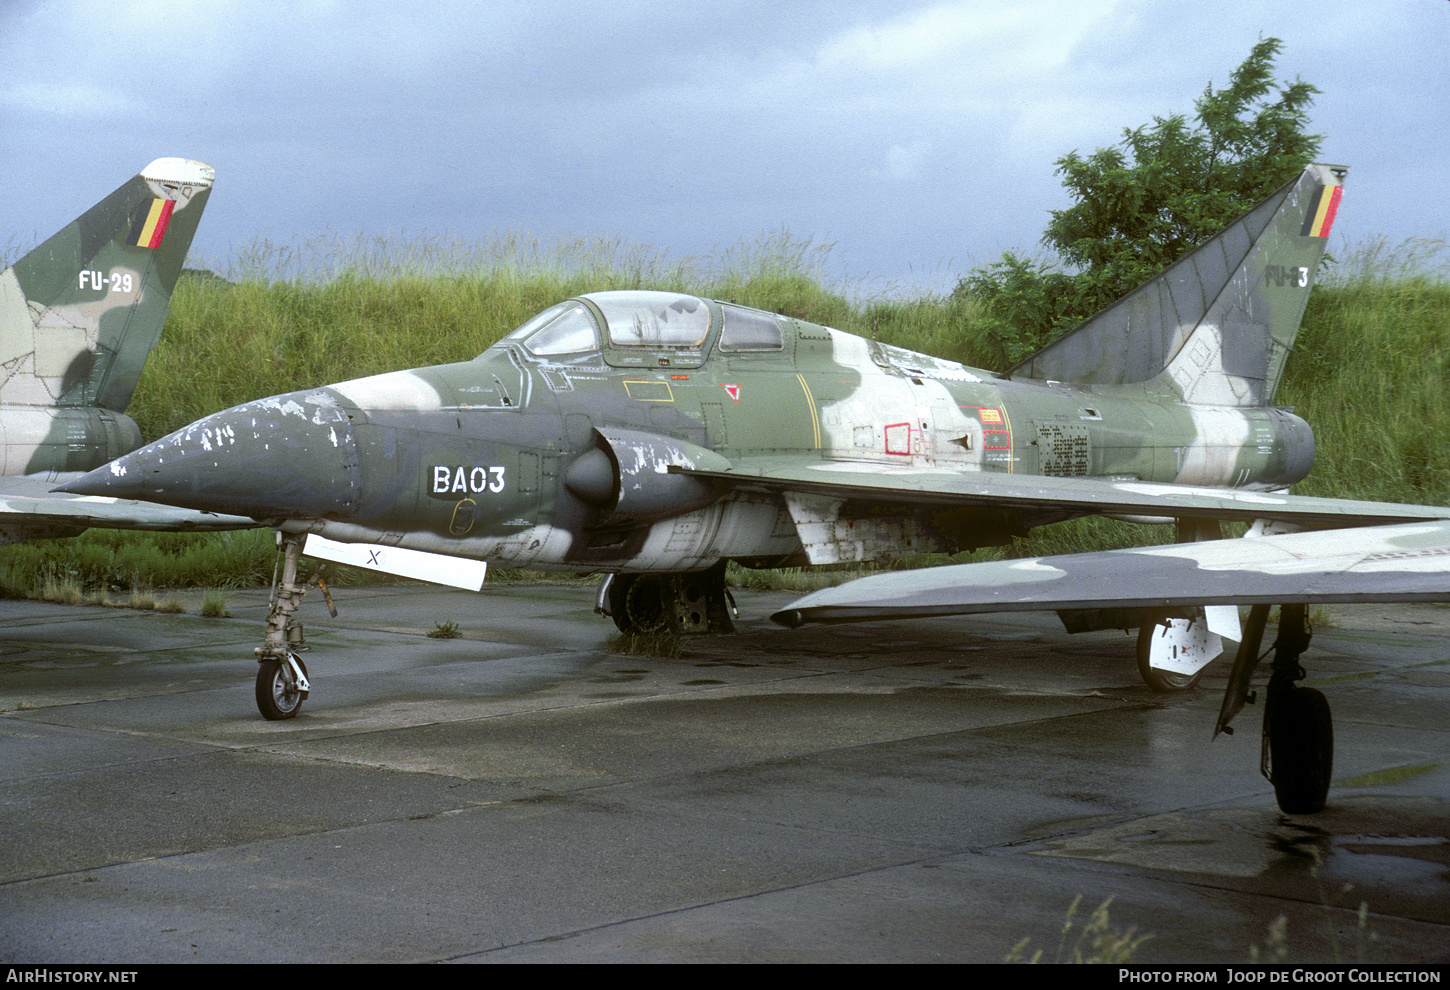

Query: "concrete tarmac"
<box><xmin>1</xmin><ymin>584</ymin><xmax>1447</xmax><ymax>963</ymax></box>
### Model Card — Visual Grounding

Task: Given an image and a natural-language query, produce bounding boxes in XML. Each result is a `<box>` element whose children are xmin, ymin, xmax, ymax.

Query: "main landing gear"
<box><xmin>1216</xmin><ymin>603</ymin><xmax>1334</xmax><ymax>814</ymax></box>
<box><xmin>1136</xmin><ymin>521</ymin><xmax>1236</xmax><ymax>694</ymax></box>
<box><xmin>1136</xmin><ymin>616</ymin><xmax>1209</xmax><ymax>692</ymax></box>
<box><xmin>598</xmin><ymin>561</ymin><xmax>737</xmax><ymax>635</ymax></box>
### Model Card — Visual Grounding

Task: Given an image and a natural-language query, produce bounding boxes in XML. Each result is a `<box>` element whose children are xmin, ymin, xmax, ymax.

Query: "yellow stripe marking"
<box><xmin>997</xmin><ymin>404</ymin><xmax>1015</xmax><ymax>473</ymax></box>
<box><xmin>1309</xmin><ymin>192</ymin><xmax>1334</xmax><ymax>237</ymax></box>
<box><xmin>136</xmin><ymin>198</ymin><xmax>167</xmax><ymax>246</ymax></box>
<box><xmin>796</xmin><ymin>374</ymin><xmax>821</xmax><ymax>449</ymax></box>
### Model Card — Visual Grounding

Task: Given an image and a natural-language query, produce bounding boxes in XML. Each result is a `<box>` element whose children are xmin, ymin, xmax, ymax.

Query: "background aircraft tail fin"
<box><xmin>1011</xmin><ymin>164</ymin><xmax>1346</xmax><ymax>407</ymax></box>
<box><xmin>0</xmin><ymin>158</ymin><xmax>214</xmax><ymax>414</ymax></box>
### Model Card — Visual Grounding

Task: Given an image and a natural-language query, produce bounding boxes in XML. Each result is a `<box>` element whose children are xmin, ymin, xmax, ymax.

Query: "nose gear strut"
<box><xmin>255</xmin><ymin>531</ymin><xmax>316</xmax><ymax>720</ymax></box>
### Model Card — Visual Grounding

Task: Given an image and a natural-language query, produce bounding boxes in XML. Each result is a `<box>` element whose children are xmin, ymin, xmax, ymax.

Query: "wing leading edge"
<box><xmin>772</xmin><ymin>520</ymin><xmax>1450</xmax><ymax>626</ymax></box>
<box><xmin>0</xmin><ymin>474</ymin><xmax>255</xmax><ymax>545</ymax></box>
<box><xmin>681</xmin><ymin>459</ymin><xmax>1450</xmax><ymax>529</ymax></box>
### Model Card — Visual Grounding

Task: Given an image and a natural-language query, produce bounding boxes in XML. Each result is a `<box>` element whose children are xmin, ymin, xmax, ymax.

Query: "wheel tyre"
<box><xmin>256</xmin><ymin>656</ymin><xmax>308</xmax><ymax>721</ymax></box>
<box><xmin>1136</xmin><ymin>623</ymin><xmax>1204</xmax><ymax>692</ymax></box>
<box><xmin>607</xmin><ymin>575</ymin><xmax>635</xmax><ymax>633</ymax></box>
<box><xmin>1270</xmin><ymin>687</ymin><xmax>1334</xmax><ymax>814</ymax></box>
<box><xmin>623</xmin><ymin>576</ymin><xmax>670</xmax><ymax>634</ymax></box>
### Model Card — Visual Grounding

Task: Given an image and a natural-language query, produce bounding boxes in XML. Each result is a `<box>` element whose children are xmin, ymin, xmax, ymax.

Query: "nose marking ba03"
<box><xmin>430</xmin><ymin>465</ymin><xmax>506</xmax><ymax>498</ymax></box>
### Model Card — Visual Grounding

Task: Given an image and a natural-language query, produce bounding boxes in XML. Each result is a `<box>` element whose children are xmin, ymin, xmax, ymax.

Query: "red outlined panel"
<box><xmin>884</xmin><ymin>421</ymin><xmax>913</xmax><ymax>456</ymax></box>
<box><xmin>970</xmin><ymin>405</ymin><xmax>1013</xmax><ymax>462</ymax></box>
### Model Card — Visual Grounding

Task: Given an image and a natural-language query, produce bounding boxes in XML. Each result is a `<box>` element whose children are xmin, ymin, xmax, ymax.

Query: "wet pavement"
<box><xmin>1</xmin><ymin>585</ymin><xmax>1447</xmax><ymax>963</ymax></box>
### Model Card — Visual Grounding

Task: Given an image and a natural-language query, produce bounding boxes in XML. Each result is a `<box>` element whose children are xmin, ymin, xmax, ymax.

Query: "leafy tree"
<box><xmin>958</xmin><ymin>38</ymin><xmax>1322</xmax><ymax>368</ymax></box>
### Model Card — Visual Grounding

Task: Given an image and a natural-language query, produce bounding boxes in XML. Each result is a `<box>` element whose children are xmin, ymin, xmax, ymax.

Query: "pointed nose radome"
<box><xmin>59</xmin><ymin>389</ymin><xmax>361</xmax><ymax>520</ymax></box>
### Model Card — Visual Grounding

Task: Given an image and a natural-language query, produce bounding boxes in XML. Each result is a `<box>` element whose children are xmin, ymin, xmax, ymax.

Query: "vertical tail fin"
<box><xmin>1011</xmin><ymin>164</ymin><xmax>1346</xmax><ymax>407</ymax></box>
<box><xmin>1</xmin><ymin>158</ymin><xmax>214</xmax><ymax>414</ymax></box>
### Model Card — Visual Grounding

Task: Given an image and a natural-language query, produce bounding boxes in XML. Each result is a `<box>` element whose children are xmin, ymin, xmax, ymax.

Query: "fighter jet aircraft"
<box><xmin>64</xmin><ymin>162</ymin><xmax>1444</xmax><ymax>726</ymax></box>
<box><xmin>1</xmin><ymin>158</ymin><xmax>254</xmax><ymax>542</ymax></box>
<box><xmin>773</xmin><ymin>519</ymin><xmax>1450</xmax><ymax>813</ymax></box>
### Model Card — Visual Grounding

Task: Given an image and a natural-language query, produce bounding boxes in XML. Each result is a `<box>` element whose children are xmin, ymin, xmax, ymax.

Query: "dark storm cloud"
<box><xmin>2</xmin><ymin>1</ymin><xmax>1446</xmax><ymax>294</ymax></box>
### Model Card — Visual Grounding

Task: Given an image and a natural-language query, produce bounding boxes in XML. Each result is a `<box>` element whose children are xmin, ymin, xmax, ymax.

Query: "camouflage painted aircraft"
<box><xmin>61</xmin><ymin>162</ymin><xmax>1447</xmax><ymax>734</ymax></box>
<box><xmin>1</xmin><ymin>158</ymin><xmax>253</xmax><ymax>542</ymax></box>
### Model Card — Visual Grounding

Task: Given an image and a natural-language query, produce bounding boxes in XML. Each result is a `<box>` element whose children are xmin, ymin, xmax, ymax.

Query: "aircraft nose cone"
<box><xmin>59</xmin><ymin>389</ymin><xmax>361</xmax><ymax>519</ymax></box>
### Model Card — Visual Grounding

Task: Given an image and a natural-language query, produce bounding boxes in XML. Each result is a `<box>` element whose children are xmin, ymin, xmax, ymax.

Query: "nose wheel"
<box><xmin>256</xmin><ymin>654</ymin><xmax>310</xmax><ymax>720</ymax></box>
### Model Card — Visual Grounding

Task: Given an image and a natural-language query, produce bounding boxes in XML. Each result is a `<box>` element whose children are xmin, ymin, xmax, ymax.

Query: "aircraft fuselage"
<box><xmin>78</xmin><ymin>292</ymin><xmax>1315</xmax><ymax>574</ymax></box>
<box><xmin>0</xmin><ymin>404</ymin><xmax>144</xmax><ymax>475</ymax></box>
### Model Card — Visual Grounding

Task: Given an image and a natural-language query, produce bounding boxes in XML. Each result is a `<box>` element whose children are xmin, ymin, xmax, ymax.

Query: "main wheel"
<box><xmin>255</xmin><ymin>656</ymin><xmax>308</xmax><ymax>721</ymax></box>
<box><xmin>1137</xmin><ymin>622</ymin><xmax>1205</xmax><ymax>692</ymax></box>
<box><xmin>622</xmin><ymin>576</ymin><xmax>670</xmax><ymax>634</ymax></box>
<box><xmin>607</xmin><ymin>574</ymin><xmax>635</xmax><ymax>633</ymax></box>
<box><xmin>1269</xmin><ymin>686</ymin><xmax>1333</xmax><ymax>814</ymax></box>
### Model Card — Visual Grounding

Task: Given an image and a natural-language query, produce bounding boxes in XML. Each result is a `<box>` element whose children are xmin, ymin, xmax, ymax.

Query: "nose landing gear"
<box><xmin>254</xmin><ymin>531</ymin><xmax>317</xmax><ymax>720</ymax></box>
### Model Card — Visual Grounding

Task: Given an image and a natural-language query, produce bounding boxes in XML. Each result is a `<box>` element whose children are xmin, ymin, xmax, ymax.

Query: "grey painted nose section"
<box><xmin>59</xmin><ymin>389</ymin><xmax>361</xmax><ymax>520</ymax></box>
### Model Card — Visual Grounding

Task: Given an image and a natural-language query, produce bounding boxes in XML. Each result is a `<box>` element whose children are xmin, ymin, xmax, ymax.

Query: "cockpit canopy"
<box><xmin>590</xmin><ymin>291</ymin><xmax>711</xmax><ymax>349</ymax></box>
<box><xmin>502</xmin><ymin>301</ymin><xmax>594</xmax><ymax>356</ymax></box>
<box><xmin>498</xmin><ymin>290</ymin><xmax>785</xmax><ymax>366</ymax></box>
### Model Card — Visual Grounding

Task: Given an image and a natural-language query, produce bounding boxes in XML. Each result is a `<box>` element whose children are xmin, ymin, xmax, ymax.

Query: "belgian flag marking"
<box><xmin>128</xmin><ymin>198</ymin><xmax>176</xmax><ymax>248</ymax></box>
<box><xmin>1300</xmin><ymin>185</ymin><xmax>1342</xmax><ymax>238</ymax></box>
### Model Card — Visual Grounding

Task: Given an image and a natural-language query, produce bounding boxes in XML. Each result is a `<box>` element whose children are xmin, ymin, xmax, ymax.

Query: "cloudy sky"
<box><xmin>3</xmin><ymin>0</ymin><xmax>1447</xmax><ymax>296</ymax></box>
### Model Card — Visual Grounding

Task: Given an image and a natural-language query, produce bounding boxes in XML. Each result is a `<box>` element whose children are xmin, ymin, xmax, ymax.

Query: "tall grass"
<box><xmin>1278</xmin><ymin>237</ymin><xmax>1450</xmax><ymax>505</ymax></box>
<box><xmin>3</xmin><ymin>232</ymin><xmax>1446</xmax><ymax>595</ymax></box>
<box><xmin>0</xmin><ymin>529</ymin><xmax>275</xmax><ymax>600</ymax></box>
